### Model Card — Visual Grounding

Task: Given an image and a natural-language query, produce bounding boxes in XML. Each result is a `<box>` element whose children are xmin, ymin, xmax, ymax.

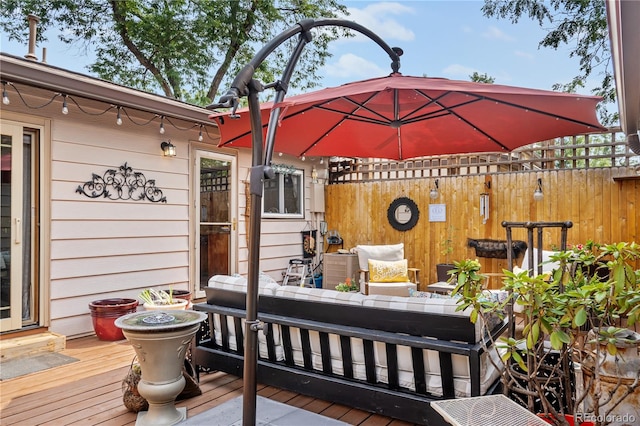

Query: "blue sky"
<box><xmin>1</xmin><ymin>1</ymin><xmax>604</xmax><ymax>97</ymax></box>
<box><xmin>322</xmin><ymin>1</ymin><xmax>596</xmax><ymax>92</ymax></box>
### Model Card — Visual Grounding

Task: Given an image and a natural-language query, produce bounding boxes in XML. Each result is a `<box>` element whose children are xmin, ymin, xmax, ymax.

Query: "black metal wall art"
<box><xmin>76</xmin><ymin>163</ymin><xmax>167</xmax><ymax>203</ymax></box>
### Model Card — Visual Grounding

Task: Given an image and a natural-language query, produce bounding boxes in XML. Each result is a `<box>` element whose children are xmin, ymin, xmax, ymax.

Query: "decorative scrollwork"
<box><xmin>76</xmin><ymin>163</ymin><xmax>167</xmax><ymax>203</ymax></box>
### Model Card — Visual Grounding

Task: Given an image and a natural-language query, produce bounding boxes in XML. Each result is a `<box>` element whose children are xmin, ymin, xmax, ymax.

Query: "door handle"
<box><xmin>14</xmin><ymin>218</ymin><xmax>21</xmax><ymax>244</ymax></box>
<box><xmin>232</xmin><ymin>218</ymin><xmax>237</xmax><ymax>231</ymax></box>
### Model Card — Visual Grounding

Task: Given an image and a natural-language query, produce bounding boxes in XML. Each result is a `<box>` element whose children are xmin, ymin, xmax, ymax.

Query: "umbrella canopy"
<box><xmin>210</xmin><ymin>73</ymin><xmax>606</xmax><ymax>160</ymax></box>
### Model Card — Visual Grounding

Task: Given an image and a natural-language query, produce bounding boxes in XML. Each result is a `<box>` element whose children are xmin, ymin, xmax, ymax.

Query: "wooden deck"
<box><xmin>0</xmin><ymin>336</ymin><xmax>414</xmax><ymax>425</ymax></box>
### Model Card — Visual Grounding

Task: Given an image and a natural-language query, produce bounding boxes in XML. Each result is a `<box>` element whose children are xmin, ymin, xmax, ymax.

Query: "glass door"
<box><xmin>1</xmin><ymin>123</ymin><xmax>25</xmax><ymax>331</ymax></box>
<box><xmin>195</xmin><ymin>151</ymin><xmax>236</xmax><ymax>297</ymax></box>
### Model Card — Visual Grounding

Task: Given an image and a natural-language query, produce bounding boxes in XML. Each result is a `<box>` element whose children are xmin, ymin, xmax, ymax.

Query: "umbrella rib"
<box><xmin>466</xmin><ymin>92</ymin><xmax>603</xmax><ymax>128</ymax></box>
<box><xmin>299</xmin><ymin>93</ymin><xmax>382</xmax><ymax>156</ymax></box>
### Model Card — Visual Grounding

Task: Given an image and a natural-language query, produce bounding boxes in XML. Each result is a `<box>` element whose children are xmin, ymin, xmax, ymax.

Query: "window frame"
<box><xmin>262</xmin><ymin>168</ymin><xmax>304</xmax><ymax>219</ymax></box>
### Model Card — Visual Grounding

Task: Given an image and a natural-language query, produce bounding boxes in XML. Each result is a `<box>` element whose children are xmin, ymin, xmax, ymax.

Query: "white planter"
<box><xmin>143</xmin><ymin>299</ymin><xmax>188</xmax><ymax>311</ymax></box>
<box><xmin>115</xmin><ymin>310</ymin><xmax>207</xmax><ymax>425</ymax></box>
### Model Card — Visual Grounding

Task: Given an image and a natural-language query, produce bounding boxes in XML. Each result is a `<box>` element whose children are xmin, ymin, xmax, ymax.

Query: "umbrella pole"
<box><xmin>208</xmin><ymin>19</ymin><xmax>402</xmax><ymax>426</ymax></box>
<box><xmin>243</xmin><ymin>82</ymin><xmax>267</xmax><ymax>426</ymax></box>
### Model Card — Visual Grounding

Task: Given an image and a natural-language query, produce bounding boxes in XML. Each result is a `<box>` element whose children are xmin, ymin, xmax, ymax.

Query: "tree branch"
<box><xmin>109</xmin><ymin>0</ymin><xmax>174</xmax><ymax>97</ymax></box>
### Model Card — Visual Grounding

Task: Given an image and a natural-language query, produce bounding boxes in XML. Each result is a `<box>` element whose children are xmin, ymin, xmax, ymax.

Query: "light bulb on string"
<box><xmin>198</xmin><ymin>125</ymin><xmax>203</xmax><ymax>142</ymax></box>
<box><xmin>61</xmin><ymin>95</ymin><xmax>69</xmax><ymax>115</ymax></box>
<box><xmin>116</xmin><ymin>107</ymin><xmax>122</xmax><ymax>125</ymax></box>
<box><xmin>2</xmin><ymin>82</ymin><xmax>9</xmax><ymax>105</ymax></box>
<box><xmin>159</xmin><ymin>116</ymin><xmax>165</xmax><ymax>134</ymax></box>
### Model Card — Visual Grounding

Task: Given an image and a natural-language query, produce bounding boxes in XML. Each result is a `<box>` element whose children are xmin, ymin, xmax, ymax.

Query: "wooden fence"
<box><xmin>323</xmin><ymin>129</ymin><xmax>640</xmax><ymax>286</ymax></box>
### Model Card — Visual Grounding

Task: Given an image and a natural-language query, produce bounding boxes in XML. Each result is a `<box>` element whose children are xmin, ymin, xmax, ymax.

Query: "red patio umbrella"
<box><xmin>210</xmin><ymin>73</ymin><xmax>606</xmax><ymax>160</ymax></box>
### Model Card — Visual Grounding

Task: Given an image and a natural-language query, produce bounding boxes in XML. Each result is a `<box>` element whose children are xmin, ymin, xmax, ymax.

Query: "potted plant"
<box><xmin>450</xmin><ymin>241</ymin><xmax>640</xmax><ymax>426</ymax></box>
<box><xmin>88</xmin><ymin>298</ymin><xmax>139</xmax><ymax>341</ymax></box>
<box><xmin>139</xmin><ymin>288</ymin><xmax>189</xmax><ymax>310</ymax></box>
<box><xmin>335</xmin><ymin>277</ymin><xmax>359</xmax><ymax>292</ymax></box>
<box><xmin>436</xmin><ymin>225</ymin><xmax>456</xmax><ymax>282</ymax></box>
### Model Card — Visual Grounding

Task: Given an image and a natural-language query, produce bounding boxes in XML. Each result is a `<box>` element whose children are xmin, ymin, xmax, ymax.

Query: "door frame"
<box><xmin>1</xmin><ymin>112</ymin><xmax>51</xmax><ymax>332</ymax></box>
<box><xmin>191</xmin><ymin>147</ymin><xmax>237</xmax><ymax>300</ymax></box>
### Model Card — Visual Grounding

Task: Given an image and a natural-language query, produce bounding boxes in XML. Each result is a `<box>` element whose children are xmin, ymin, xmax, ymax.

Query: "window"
<box><xmin>263</xmin><ymin>168</ymin><xmax>304</xmax><ymax>218</ymax></box>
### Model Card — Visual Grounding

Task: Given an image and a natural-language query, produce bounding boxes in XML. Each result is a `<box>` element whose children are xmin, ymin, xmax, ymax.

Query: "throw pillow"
<box><xmin>356</xmin><ymin>243</ymin><xmax>404</xmax><ymax>270</ymax></box>
<box><xmin>368</xmin><ymin>259</ymin><xmax>409</xmax><ymax>282</ymax></box>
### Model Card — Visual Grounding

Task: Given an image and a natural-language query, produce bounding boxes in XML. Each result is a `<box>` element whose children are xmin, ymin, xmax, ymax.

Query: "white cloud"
<box><xmin>482</xmin><ymin>26</ymin><xmax>516</xmax><ymax>42</ymax></box>
<box><xmin>514</xmin><ymin>50</ymin><xmax>534</xmax><ymax>60</ymax></box>
<box><xmin>324</xmin><ymin>53</ymin><xmax>387</xmax><ymax>79</ymax></box>
<box><xmin>340</xmin><ymin>2</ymin><xmax>416</xmax><ymax>42</ymax></box>
<box><xmin>442</xmin><ymin>64</ymin><xmax>477</xmax><ymax>78</ymax></box>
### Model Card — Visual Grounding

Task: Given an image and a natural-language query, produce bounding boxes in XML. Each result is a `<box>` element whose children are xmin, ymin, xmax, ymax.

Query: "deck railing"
<box><xmin>329</xmin><ymin>128</ymin><xmax>639</xmax><ymax>183</ymax></box>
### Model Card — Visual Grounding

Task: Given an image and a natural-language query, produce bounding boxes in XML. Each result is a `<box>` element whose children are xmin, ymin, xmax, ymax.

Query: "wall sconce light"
<box><xmin>161</xmin><ymin>140</ymin><xmax>176</xmax><ymax>157</ymax></box>
<box><xmin>533</xmin><ymin>178</ymin><xmax>543</xmax><ymax>201</ymax></box>
<box><xmin>430</xmin><ymin>179</ymin><xmax>439</xmax><ymax>200</ymax></box>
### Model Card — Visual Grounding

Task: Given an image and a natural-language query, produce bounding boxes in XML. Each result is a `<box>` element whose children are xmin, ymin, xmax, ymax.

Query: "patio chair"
<box><xmin>355</xmin><ymin>243</ymin><xmax>419</xmax><ymax>296</ymax></box>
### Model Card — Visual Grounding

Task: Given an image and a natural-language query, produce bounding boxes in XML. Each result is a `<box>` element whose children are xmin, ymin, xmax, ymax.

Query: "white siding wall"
<box><xmin>233</xmin><ymin>154</ymin><xmax>328</xmax><ymax>283</ymax></box>
<box><xmin>5</xmin><ymin>86</ymin><xmax>327</xmax><ymax>338</ymax></box>
<box><xmin>48</xmin><ymin>106</ymin><xmax>193</xmax><ymax>337</ymax></box>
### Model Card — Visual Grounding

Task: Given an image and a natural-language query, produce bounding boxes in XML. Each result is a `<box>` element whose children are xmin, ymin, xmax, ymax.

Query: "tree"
<box><xmin>470</xmin><ymin>71</ymin><xmax>495</xmax><ymax>83</ymax></box>
<box><xmin>482</xmin><ymin>0</ymin><xmax>617</xmax><ymax>126</ymax></box>
<box><xmin>1</xmin><ymin>0</ymin><xmax>348</xmax><ymax>105</ymax></box>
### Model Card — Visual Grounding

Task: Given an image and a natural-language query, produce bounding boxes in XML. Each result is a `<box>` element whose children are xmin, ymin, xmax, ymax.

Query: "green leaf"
<box><xmin>511</xmin><ymin>351</ymin><xmax>528</xmax><ymax>372</ymax></box>
<box><xmin>574</xmin><ymin>307</ymin><xmax>587</xmax><ymax>327</ymax></box>
<box><xmin>550</xmin><ymin>330</ymin><xmax>570</xmax><ymax>349</ymax></box>
<box><xmin>531</xmin><ymin>320</ymin><xmax>540</xmax><ymax>343</ymax></box>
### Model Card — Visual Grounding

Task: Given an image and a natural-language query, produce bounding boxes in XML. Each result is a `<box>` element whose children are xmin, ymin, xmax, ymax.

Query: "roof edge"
<box><xmin>0</xmin><ymin>53</ymin><xmax>215</xmax><ymax>127</ymax></box>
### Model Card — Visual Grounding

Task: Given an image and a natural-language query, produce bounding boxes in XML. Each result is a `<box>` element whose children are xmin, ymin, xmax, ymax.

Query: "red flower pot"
<box><xmin>89</xmin><ymin>298</ymin><xmax>139</xmax><ymax>341</ymax></box>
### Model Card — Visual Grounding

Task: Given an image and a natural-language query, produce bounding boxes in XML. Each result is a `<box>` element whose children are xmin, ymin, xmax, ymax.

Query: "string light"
<box><xmin>61</xmin><ymin>94</ymin><xmax>69</xmax><ymax>114</ymax></box>
<box><xmin>2</xmin><ymin>81</ymin><xmax>9</xmax><ymax>105</ymax></box>
<box><xmin>2</xmin><ymin>80</ymin><xmax>216</xmax><ymax>141</ymax></box>
<box><xmin>301</xmin><ymin>155</ymin><xmax>306</xmax><ymax>161</ymax></box>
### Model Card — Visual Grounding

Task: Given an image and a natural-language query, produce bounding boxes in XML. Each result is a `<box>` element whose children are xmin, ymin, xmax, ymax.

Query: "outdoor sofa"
<box><xmin>193</xmin><ymin>274</ymin><xmax>508</xmax><ymax>425</ymax></box>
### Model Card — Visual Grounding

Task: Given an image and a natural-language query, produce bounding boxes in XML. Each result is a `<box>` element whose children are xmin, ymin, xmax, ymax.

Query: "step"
<box><xmin>0</xmin><ymin>332</ymin><xmax>66</xmax><ymax>361</ymax></box>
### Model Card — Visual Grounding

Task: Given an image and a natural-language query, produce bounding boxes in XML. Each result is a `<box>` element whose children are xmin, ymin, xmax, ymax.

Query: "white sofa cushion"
<box><xmin>207</xmin><ymin>273</ymin><xmax>280</xmax><ymax>295</ymax></box>
<box><xmin>518</xmin><ymin>248</ymin><xmax>558</xmax><ymax>274</ymax></box>
<box><xmin>274</xmin><ymin>286</ymin><xmax>366</xmax><ymax>374</ymax></box>
<box><xmin>367</xmin><ymin>282</ymin><xmax>417</xmax><ymax>297</ymax></box>
<box><xmin>207</xmin><ymin>274</ymin><xmax>283</xmax><ymax>360</ymax></box>
<box><xmin>373</xmin><ymin>344</ymin><xmax>505</xmax><ymax>397</ymax></box>
<box><xmin>355</xmin><ymin>243</ymin><xmax>404</xmax><ymax>271</ymax></box>
<box><xmin>274</xmin><ymin>286</ymin><xmax>365</xmax><ymax>305</ymax></box>
<box><xmin>362</xmin><ymin>294</ymin><xmax>485</xmax><ymax>342</ymax></box>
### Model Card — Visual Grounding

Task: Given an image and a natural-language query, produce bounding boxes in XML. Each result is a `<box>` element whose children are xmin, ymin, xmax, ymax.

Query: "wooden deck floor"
<box><xmin>1</xmin><ymin>336</ymin><xmax>414</xmax><ymax>425</ymax></box>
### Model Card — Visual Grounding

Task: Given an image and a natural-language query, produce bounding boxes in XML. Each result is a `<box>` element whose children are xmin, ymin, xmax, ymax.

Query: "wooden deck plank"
<box><xmin>0</xmin><ymin>336</ymin><xmax>409</xmax><ymax>425</ymax></box>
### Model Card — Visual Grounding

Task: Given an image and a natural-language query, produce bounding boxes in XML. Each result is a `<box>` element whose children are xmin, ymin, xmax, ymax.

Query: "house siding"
<box><xmin>48</xmin><ymin>107</ymin><xmax>192</xmax><ymax>337</ymax></box>
<box><xmin>1</xmin><ymin>60</ymin><xmax>327</xmax><ymax>339</ymax></box>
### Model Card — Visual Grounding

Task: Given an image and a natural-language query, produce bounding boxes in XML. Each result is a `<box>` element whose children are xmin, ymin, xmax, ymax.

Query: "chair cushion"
<box><xmin>368</xmin><ymin>259</ymin><xmax>409</xmax><ymax>282</ymax></box>
<box><xmin>519</xmin><ymin>248</ymin><xmax>558</xmax><ymax>275</ymax></box>
<box><xmin>356</xmin><ymin>243</ymin><xmax>404</xmax><ymax>271</ymax></box>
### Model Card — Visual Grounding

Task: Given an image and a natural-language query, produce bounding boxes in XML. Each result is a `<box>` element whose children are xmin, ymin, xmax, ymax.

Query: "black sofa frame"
<box><xmin>193</xmin><ymin>288</ymin><xmax>508</xmax><ymax>425</ymax></box>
